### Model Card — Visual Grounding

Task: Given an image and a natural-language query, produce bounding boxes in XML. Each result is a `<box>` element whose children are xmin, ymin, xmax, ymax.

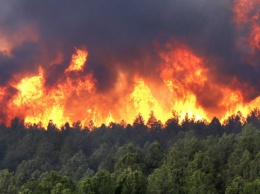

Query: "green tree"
<box><xmin>0</xmin><ymin>169</ymin><xmax>17</xmax><ymax>194</ymax></box>
<box><xmin>90</xmin><ymin>170</ymin><xmax>115</xmax><ymax>194</ymax></box>
<box><xmin>225</xmin><ymin>176</ymin><xmax>245</xmax><ymax>194</ymax></box>
<box><xmin>246</xmin><ymin>108</ymin><xmax>260</xmax><ymax>128</ymax></box>
<box><xmin>208</xmin><ymin>117</ymin><xmax>222</xmax><ymax>135</ymax></box>
<box><xmin>184</xmin><ymin>151</ymin><xmax>216</xmax><ymax>194</ymax></box>
<box><xmin>15</xmin><ymin>158</ymin><xmax>43</xmax><ymax>184</ymax></box>
<box><xmin>76</xmin><ymin>178</ymin><xmax>94</xmax><ymax>194</ymax></box>
<box><xmin>114</xmin><ymin>143</ymin><xmax>144</xmax><ymax>174</ymax></box>
<box><xmin>20</xmin><ymin>178</ymin><xmax>43</xmax><ymax>194</ymax></box>
<box><xmin>144</xmin><ymin>141</ymin><xmax>164</xmax><ymax>174</ymax></box>
<box><xmin>88</xmin><ymin>143</ymin><xmax>110</xmax><ymax>171</ymax></box>
<box><xmin>60</xmin><ymin>151</ymin><xmax>88</xmax><ymax>181</ymax></box>
<box><xmin>238</xmin><ymin>124</ymin><xmax>260</xmax><ymax>155</ymax></box>
<box><xmin>146</xmin><ymin>165</ymin><xmax>173</xmax><ymax>194</ymax></box>
<box><xmin>39</xmin><ymin>171</ymin><xmax>75</xmax><ymax>194</ymax></box>
<box><xmin>249</xmin><ymin>152</ymin><xmax>260</xmax><ymax>181</ymax></box>
<box><xmin>185</xmin><ymin>170</ymin><xmax>210</xmax><ymax>194</ymax></box>
<box><xmin>242</xmin><ymin>178</ymin><xmax>260</xmax><ymax>194</ymax></box>
<box><xmin>115</xmin><ymin>169</ymin><xmax>147</xmax><ymax>194</ymax></box>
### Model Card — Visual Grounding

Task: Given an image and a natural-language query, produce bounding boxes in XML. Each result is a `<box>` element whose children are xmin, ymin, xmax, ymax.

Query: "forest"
<box><xmin>0</xmin><ymin>110</ymin><xmax>260</xmax><ymax>194</ymax></box>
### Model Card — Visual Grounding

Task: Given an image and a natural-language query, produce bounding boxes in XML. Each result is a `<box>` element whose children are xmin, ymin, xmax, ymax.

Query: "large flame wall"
<box><xmin>0</xmin><ymin>0</ymin><xmax>260</xmax><ymax>127</ymax></box>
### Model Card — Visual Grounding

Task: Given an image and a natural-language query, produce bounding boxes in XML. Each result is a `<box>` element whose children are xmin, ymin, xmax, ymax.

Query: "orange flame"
<box><xmin>159</xmin><ymin>44</ymin><xmax>208</xmax><ymax>120</ymax></box>
<box><xmin>11</xmin><ymin>67</ymin><xmax>67</xmax><ymax>126</ymax></box>
<box><xmin>7</xmin><ymin>48</ymin><xmax>95</xmax><ymax>127</ymax></box>
<box><xmin>2</xmin><ymin>0</ymin><xmax>260</xmax><ymax>130</ymax></box>
<box><xmin>65</xmin><ymin>48</ymin><xmax>88</xmax><ymax>72</ymax></box>
<box><xmin>234</xmin><ymin>0</ymin><xmax>260</xmax><ymax>53</ymax></box>
<box><xmin>130</xmin><ymin>79</ymin><xmax>171</xmax><ymax>123</ymax></box>
<box><xmin>2</xmin><ymin>42</ymin><xmax>260</xmax><ymax>128</ymax></box>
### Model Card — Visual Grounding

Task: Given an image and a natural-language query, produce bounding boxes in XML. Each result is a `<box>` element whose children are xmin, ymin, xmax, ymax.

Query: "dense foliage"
<box><xmin>1</xmin><ymin>109</ymin><xmax>260</xmax><ymax>193</ymax></box>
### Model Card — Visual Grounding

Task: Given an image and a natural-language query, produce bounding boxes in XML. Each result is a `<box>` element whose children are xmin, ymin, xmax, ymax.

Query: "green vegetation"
<box><xmin>1</xmin><ymin>109</ymin><xmax>260</xmax><ymax>193</ymax></box>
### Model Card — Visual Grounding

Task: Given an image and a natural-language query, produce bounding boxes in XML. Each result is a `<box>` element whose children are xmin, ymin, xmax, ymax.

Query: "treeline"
<box><xmin>0</xmin><ymin>109</ymin><xmax>260</xmax><ymax>193</ymax></box>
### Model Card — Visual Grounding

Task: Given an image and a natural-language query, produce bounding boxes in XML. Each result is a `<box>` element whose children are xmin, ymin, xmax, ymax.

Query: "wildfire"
<box><xmin>1</xmin><ymin>43</ymin><xmax>260</xmax><ymax>128</ymax></box>
<box><xmin>1</xmin><ymin>0</ymin><xmax>260</xmax><ymax>129</ymax></box>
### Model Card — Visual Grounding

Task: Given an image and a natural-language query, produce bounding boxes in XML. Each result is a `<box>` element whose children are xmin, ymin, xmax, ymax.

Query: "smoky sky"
<box><xmin>1</xmin><ymin>0</ymin><xmax>260</xmax><ymax>101</ymax></box>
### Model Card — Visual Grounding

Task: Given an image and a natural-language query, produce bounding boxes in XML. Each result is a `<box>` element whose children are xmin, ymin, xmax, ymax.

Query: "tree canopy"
<box><xmin>1</xmin><ymin>109</ymin><xmax>260</xmax><ymax>193</ymax></box>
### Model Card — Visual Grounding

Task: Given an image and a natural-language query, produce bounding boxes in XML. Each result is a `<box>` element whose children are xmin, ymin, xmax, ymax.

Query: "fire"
<box><xmin>65</xmin><ymin>48</ymin><xmax>88</xmax><ymax>72</ymax></box>
<box><xmin>6</xmin><ymin>48</ymin><xmax>94</xmax><ymax>127</ymax></box>
<box><xmin>2</xmin><ymin>42</ymin><xmax>260</xmax><ymax>128</ymax></box>
<box><xmin>13</xmin><ymin>68</ymin><xmax>44</xmax><ymax>106</ymax></box>
<box><xmin>233</xmin><ymin>0</ymin><xmax>255</xmax><ymax>23</ymax></box>
<box><xmin>6</xmin><ymin>45</ymin><xmax>213</xmax><ymax>128</ymax></box>
<box><xmin>249</xmin><ymin>25</ymin><xmax>260</xmax><ymax>50</ymax></box>
<box><xmin>105</xmin><ymin>112</ymin><xmax>115</xmax><ymax>126</ymax></box>
<box><xmin>234</xmin><ymin>0</ymin><xmax>260</xmax><ymax>53</ymax></box>
<box><xmin>2</xmin><ymin>0</ymin><xmax>260</xmax><ymax>128</ymax></box>
<box><xmin>219</xmin><ymin>88</ymin><xmax>260</xmax><ymax>123</ymax></box>
<box><xmin>159</xmin><ymin>44</ymin><xmax>208</xmax><ymax>121</ymax></box>
<box><xmin>130</xmin><ymin>79</ymin><xmax>171</xmax><ymax>123</ymax></box>
<box><xmin>10</xmin><ymin>67</ymin><xmax>67</xmax><ymax>127</ymax></box>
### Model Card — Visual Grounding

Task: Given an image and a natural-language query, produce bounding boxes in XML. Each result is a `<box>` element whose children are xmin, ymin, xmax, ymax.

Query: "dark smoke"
<box><xmin>1</xmin><ymin>0</ymin><xmax>260</xmax><ymax>104</ymax></box>
<box><xmin>0</xmin><ymin>42</ymin><xmax>43</xmax><ymax>85</ymax></box>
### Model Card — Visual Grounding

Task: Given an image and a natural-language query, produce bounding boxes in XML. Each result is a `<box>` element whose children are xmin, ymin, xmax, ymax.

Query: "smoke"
<box><xmin>0</xmin><ymin>0</ymin><xmax>260</xmax><ymax>108</ymax></box>
<box><xmin>0</xmin><ymin>42</ymin><xmax>45</xmax><ymax>85</ymax></box>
